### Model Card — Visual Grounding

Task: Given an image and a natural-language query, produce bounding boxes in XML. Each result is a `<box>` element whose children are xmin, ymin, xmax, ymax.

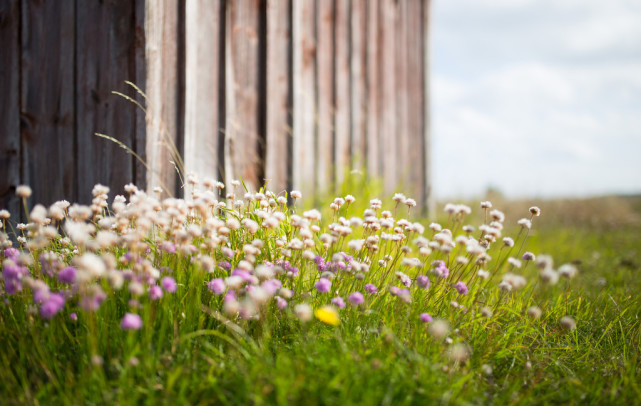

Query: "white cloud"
<box><xmin>431</xmin><ymin>0</ymin><xmax>641</xmax><ymax>199</ymax></box>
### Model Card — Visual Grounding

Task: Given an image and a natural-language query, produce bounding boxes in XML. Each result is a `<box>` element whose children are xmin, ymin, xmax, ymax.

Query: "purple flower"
<box><xmin>121</xmin><ymin>313</ymin><xmax>143</xmax><ymax>330</ymax></box>
<box><xmin>160</xmin><ymin>241</ymin><xmax>176</xmax><ymax>254</ymax></box>
<box><xmin>161</xmin><ymin>276</ymin><xmax>177</xmax><ymax>293</ymax></box>
<box><xmin>58</xmin><ymin>267</ymin><xmax>77</xmax><ymax>284</ymax></box>
<box><xmin>218</xmin><ymin>260</ymin><xmax>231</xmax><ymax>271</ymax></box>
<box><xmin>454</xmin><ymin>281</ymin><xmax>469</xmax><ymax>295</ymax></box>
<box><xmin>2</xmin><ymin>264</ymin><xmax>21</xmax><ymax>280</ymax></box>
<box><xmin>397</xmin><ymin>272</ymin><xmax>412</xmax><ymax>287</ymax></box>
<box><xmin>123</xmin><ymin>252</ymin><xmax>135</xmax><ymax>263</ymax></box>
<box><xmin>33</xmin><ymin>287</ymin><xmax>50</xmax><ymax>304</ymax></box>
<box><xmin>315</xmin><ymin>278</ymin><xmax>332</xmax><ymax>293</ymax></box>
<box><xmin>431</xmin><ymin>260</ymin><xmax>450</xmax><ymax>279</ymax></box>
<box><xmin>364</xmin><ymin>284</ymin><xmax>378</xmax><ymax>294</ymax></box>
<box><xmin>80</xmin><ymin>287</ymin><xmax>107</xmax><ymax>312</ymax></box>
<box><xmin>222</xmin><ymin>247</ymin><xmax>235</xmax><ymax>259</ymax></box>
<box><xmin>232</xmin><ymin>269</ymin><xmax>254</xmax><ymax>282</ymax></box>
<box><xmin>149</xmin><ymin>285</ymin><xmax>163</xmax><ymax>300</ymax></box>
<box><xmin>224</xmin><ymin>290</ymin><xmax>237</xmax><ymax>302</ymax></box>
<box><xmin>416</xmin><ymin>275</ymin><xmax>430</xmax><ymax>289</ymax></box>
<box><xmin>40</xmin><ymin>293</ymin><xmax>65</xmax><ymax>319</ymax></box>
<box><xmin>39</xmin><ymin>254</ymin><xmax>57</xmax><ymax>277</ymax></box>
<box><xmin>348</xmin><ymin>292</ymin><xmax>364</xmax><ymax>306</ymax></box>
<box><xmin>420</xmin><ymin>313</ymin><xmax>433</xmax><ymax>323</ymax></box>
<box><xmin>70</xmin><ymin>312</ymin><xmax>78</xmax><ymax>322</ymax></box>
<box><xmin>276</xmin><ymin>296</ymin><xmax>288</xmax><ymax>309</ymax></box>
<box><xmin>261</xmin><ymin>279</ymin><xmax>282</xmax><ymax>296</ymax></box>
<box><xmin>331</xmin><ymin>296</ymin><xmax>346</xmax><ymax>309</ymax></box>
<box><xmin>207</xmin><ymin>278</ymin><xmax>226</xmax><ymax>295</ymax></box>
<box><xmin>341</xmin><ymin>252</ymin><xmax>354</xmax><ymax>263</ymax></box>
<box><xmin>4</xmin><ymin>279</ymin><xmax>21</xmax><ymax>295</ymax></box>
<box><xmin>389</xmin><ymin>286</ymin><xmax>400</xmax><ymax>296</ymax></box>
<box><xmin>3</xmin><ymin>248</ymin><xmax>19</xmax><ymax>261</ymax></box>
<box><xmin>522</xmin><ymin>252</ymin><xmax>535</xmax><ymax>261</ymax></box>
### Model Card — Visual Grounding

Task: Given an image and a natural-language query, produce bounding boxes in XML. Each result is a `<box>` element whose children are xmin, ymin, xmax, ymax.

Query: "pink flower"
<box><xmin>348</xmin><ymin>292</ymin><xmax>364</xmax><ymax>306</ymax></box>
<box><xmin>121</xmin><ymin>313</ymin><xmax>143</xmax><ymax>330</ymax></box>
<box><xmin>315</xmin><ymin>278</ymin><xmax>332</xmax><ymax>293</ymax></box>
<box><xmin>420</xmin><ymin>313</ymin><xmax>433</xmax><ymax>323</ymax></box>
<box><xmin>161</xmin><ymin>276</ymin><xmax>177</xmax><ymax>293</ymax></box>
<box><xmin>454</xmin><ymin>281</ymin><xmax>469</xmax><ymax>295</ymax></box>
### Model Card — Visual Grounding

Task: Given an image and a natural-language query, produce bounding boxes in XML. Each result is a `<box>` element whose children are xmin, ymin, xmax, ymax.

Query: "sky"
<box><xmin>431</xmin><ymin>0</ymin><xmax>641</xmax><ymax>199</ymax></box>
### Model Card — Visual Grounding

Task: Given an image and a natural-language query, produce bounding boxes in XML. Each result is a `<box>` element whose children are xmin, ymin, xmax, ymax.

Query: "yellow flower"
<box><xmin>314</xmin><ymin>305</ymin><xmax>340</xmax><ymax>326</ymax></box>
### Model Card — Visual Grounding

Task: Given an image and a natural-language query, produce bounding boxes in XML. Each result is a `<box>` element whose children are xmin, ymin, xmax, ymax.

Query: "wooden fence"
<box><xmin>0</xmin><ymin>0</ymin><xmax>432</xmax><ymax>221</ymax></box>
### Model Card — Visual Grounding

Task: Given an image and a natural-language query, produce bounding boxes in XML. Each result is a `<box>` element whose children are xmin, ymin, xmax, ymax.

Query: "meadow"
<box><xmin>0</xmin><ymin>178</ymin><xmax>639</xmax><ymax>405</ymax></box>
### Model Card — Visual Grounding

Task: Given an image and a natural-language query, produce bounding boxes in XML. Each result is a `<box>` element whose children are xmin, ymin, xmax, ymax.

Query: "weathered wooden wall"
<box><xmin>0</xmin><ymin>0</ymin><xmax>149</xmax><ymax>221</ymax></box>
<box><xmin>1</xmin><ymin>0</ymin><xmax>432</xmax><ymax>221</ymax></box>
<box><xmin>182</xmin><ymin>0</ymin><xmax>431</xmax><ymax>205</ymax></box>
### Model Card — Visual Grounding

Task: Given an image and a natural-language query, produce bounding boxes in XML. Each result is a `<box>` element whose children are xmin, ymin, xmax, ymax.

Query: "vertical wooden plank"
<box><xmin>145</xmin><ymin>0</ymin><xmax>180</xmax><ymax>197</ymax></box>
<box><xmin>365</xmin><ymin>0</ymin><xmax>379</xmax><ymax>179</ymax></box>
<box><xmin>407</xmin><ymin>0</ymin><xmax>425</xmax><ymax>204</ymax></box>
<box><xmin>20</xmin><ymin>0</ymin><xmax>75</xmax><ymax>207</ymax></box>
<box><xmin>350</xmin><ymin>0</ymin><xmax>367</xmax><ymax>171</ymax></box>
<box><xmin>292</xmin><ymin>0</ymin><xmax>316</xmax><ymax>198</ymax></box>
<box><xmin>316</xmin><ymin>0</ymin><xmax>334</xmax><ymax>194</ymax></box>
<box><xmin>76</xmin><ymin>0</ymin><xmax>137</xmax><ymax>202</ymax></box>
<box><xmin>265</xmin><ymin>0</ymin><xmax>291</xmax><ymax>195</ymax></box>
<box><xmin>134</xmin><ymin>0</ymin><xmax>147</xmax><ymax>190</ymax></box>
<box><xmin>184</xmin><ymin>0</ymin><xmax>222</xmax><ymax>186</ymax></box>
<box><xmin>379</xmin><ymin>0</ymin><xmax>397</xmax><ymax>195</ymax></box>
<box><xmin>0</xmin><ymin>0</ymin><xmax>21</xmax><ymax>217</ymax></box>
<box><xmin>395</xmin><ymin>0</ymin><xmax>410</xmax><ymax>193</ymax></box>
<box><xmin>225</xmin><ymin>0</ymin><xmax>261</xmax><ymax>191</ymax></box>
<box><xmin>334</xmin><ymin>0</ymin><xmax>350</xmax><ymax>186</ymax></box>
<box><xmin>423</xmin><ymin>0</ymin><xmax>434</xmax><ymax>214</ymax></box>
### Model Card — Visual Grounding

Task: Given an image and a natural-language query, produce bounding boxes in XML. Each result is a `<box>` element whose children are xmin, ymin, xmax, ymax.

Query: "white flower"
<box><xmin>294</xmin><ymin>303</ymin><xmax>313</xmax><ymax>322</ymax></box>
<box><xmin>559</xmin><ymin>263</ymin><xmax>578</xmax><ymax>279</ymax></box>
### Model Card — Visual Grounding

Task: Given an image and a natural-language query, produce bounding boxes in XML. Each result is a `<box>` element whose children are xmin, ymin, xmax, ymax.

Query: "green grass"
<box><xmin>1</xmin><ymin>189</ymin><xmax>640</xmax><ymax>405</ymax></box>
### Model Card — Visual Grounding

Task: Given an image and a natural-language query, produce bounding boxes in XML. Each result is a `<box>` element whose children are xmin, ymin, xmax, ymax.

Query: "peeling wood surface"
<box><xmin>265</xmin><ymin>0</ymin><xmax>292</xmax><ymax>195</ymax></box>
<box><xmin>225</xmin><ymin>0</ymin><xmax>261</xmax><ymax>191</ymax></box>
<box><xmin>145</xmin><ymin>0</ymin><xmax>181</xmax><ymax>197</ymax></box>
<box><xmin>184</xmin><ymin>0</ymin><xmax>223</xmax><ymax>186</ymax></box>
<box><xmin>292</xmin><ymin>0</ymin><xmax>316</xmax><ymax>199</ymax></box>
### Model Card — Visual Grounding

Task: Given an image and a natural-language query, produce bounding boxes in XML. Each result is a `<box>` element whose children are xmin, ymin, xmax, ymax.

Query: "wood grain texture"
<box><xmin>292</xmin><ymin>0</ymin><xmax>316</xmax><ymax>198</ymax></box>
<box><xmin>225</xmin><ymin>0</ymin><xmax>261</xmax><ymax>191</ymax></box>
<box><xmin>145</xmin><ymin>0</ymin><xmax>180</xmax><ymax>197</ymax></box>
<box><xmin>185</xmin><ymin>0</ymin><xmax>223</xmax><ymax>186</ymax></box>
<box><xmin>334</xmin><ymin>0</ymin><xmax>350</xmax><ymax>186</ymax></box>
<box><xmin>0</xmin><ymin>0</ymin><xmax>21</xmax><ymax>217</ymax></box>
<box><xmin>407</xmin><ymin>0</ymin><xmax>425</xmax><ymax>204</ymax></box>
<box><xmin>76</xmin><ymin>0</ymin><xmax>137</xmax><ymax>202</ymax></box>
<box><xmin>350</xmin><ymin>0</ymin><xmax>367</xmax><ymax>172</ymax></box>
<box><xmin>20</xmin><ymin>0</ymin><xmax>75</xmax><ymax>207</ymax></box>
<box><xmin>315</xmin><ymin>0</ymin><xmax>334</xmax><ymax>195</ymax></box>
<box><xmin>366</xmin><ymin>0</ymin><xmax>380</xmax><ymax>179</ymax></box>
<box><xmin>395</xmin><ymin>0</ymin><xmax>410</xmax><ymax>194</ymax></box>
<box><xmin>265</xmin><ymin>0</ymin><xmax>291</xmax><ymax>195</ymax></box>
<box><xmin>379</xmin><ymin>0</ymin><xmax>397</xmax><ymax>195</ymax></box>
<box><xmin>423</xmin><ymin>0</ymin><xmax>434</xmax><ymax>214</ymax></box>
<box><xmin>134</xmin><ymin>0</ymin><xmax>147</xmax><ymax>191</ymax></box>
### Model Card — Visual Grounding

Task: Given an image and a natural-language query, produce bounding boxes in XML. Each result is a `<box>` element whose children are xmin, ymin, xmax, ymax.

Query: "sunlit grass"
<box><xmin>0</xmin><ymin>181</ymin><xmax>639</xmax><ymax>405</ymax></box>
